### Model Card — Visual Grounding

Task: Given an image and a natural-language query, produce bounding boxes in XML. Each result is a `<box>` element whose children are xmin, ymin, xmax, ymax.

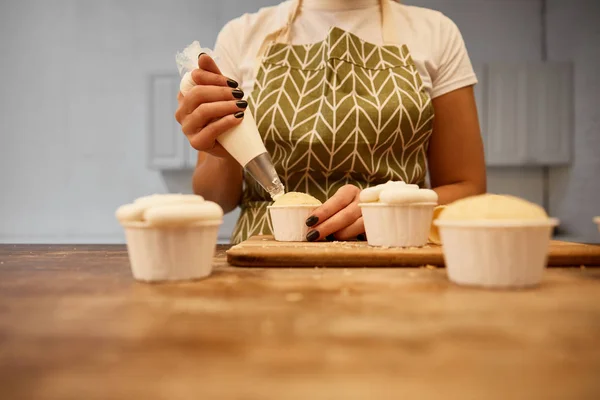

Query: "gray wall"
<box><xmin>0</xmin><ymin>0</ymin><xmax>598</xmax><ymax>244</ymax></box>
<box><xmin>546</xmin><ymin>0</ymin><xmax>600</xmax><ymax>242</ymax></box>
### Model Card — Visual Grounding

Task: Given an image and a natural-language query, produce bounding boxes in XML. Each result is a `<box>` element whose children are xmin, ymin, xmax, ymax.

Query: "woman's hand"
<box><xmin>174</xmin><ymin>54</ymin><xmax>247</xmax><ymax>158</ymax></box>
<box><xmin>304</xmin><ymin>185</ymin><xmax>366</xmax><ymax>242</ymax></box>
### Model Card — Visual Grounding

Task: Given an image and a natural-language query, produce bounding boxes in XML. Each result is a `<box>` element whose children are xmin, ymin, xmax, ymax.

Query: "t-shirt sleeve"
<box><xmin>213</xmin><ymin>19</ymin><xmax>242</xmax><ymax>84</ymax></box>
<box><xmin>430</xmin><ymin>14</ymin><xmax>478</xmax><ymax>99</ymax></box>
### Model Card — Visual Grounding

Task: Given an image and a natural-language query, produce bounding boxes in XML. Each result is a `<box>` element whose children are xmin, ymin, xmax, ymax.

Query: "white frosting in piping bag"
<box><xmin>179</xmin><ymin>71</ymin><xmax>196</xmax><ymax>96</ymax></box>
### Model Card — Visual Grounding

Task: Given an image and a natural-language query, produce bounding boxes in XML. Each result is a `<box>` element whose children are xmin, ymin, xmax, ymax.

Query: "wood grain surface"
<box><xmin>227</xmin><ymin>235</ymin><xmax>600</xmax><ymax>268</ymax></box>
<box><xmin>1</xmin><ymin>244</ymin><xmax>599</xmax><ymax>400</ymax></box>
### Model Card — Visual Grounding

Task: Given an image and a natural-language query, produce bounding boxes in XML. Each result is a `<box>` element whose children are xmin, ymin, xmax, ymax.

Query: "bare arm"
<box><xmin>192</xmin><ymin>151</ymin><xmax>243</xmax><ymax>213</ymax></box>
<box><xmin>428</xmin><ymin>86</ymin><xmax>487</xmax><ymax>204</ymax></box>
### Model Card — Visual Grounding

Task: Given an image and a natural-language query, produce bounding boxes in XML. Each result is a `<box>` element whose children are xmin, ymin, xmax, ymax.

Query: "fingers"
<box><xmin>198</xmin><ymin>53</ymin><xmax>222</xmax><ymax>75</ymax></box>
<box><xmin>191</xmin><ymin>68</ymin><xmax>237</xmax><ymax>88</ymax></box>
<box><xmin>174</xmin><ymin>53</ymin><xmax>243</xmax><ymax>157</ymax></box>
<box><xmin>181</xmin><ymin>100</ymin><xmax>247</xmax><ymax>138</ymax></box>
<box><xmin>304</xmin><ymin>185</ymin><xmax>362</xmax><ymax>242</ymax></box>
<box><xmin>188</xmin><ymin>113</ymin><xmax>244</xmax><ymax>152</ymax></box>
<box><xmin>306</xmin><ymin>185</ymin><xmax>359</xmax><ymax>228</ymax></box>
<box><xmin>174</xmin><ymin>52</ymin><xmax>241</xmax><ymax>122</ymax></box>
<box><xmin>334</xmin><ymin>217</ymin><xmax>365</xmax><ymax>241</ymax></box>
<box><xmin>177</xmin><ymin>86</ymin><xmax>245</xmax><ymax>121</ymax></box>
<box><xmin>305</xmin><ymin>203</ymin><xmax>362</xmax><ymax>242</ymax></box>
<box><xmin>195</xmin><ymin>54</ymin><xmax>239</xmax><ymax>88</ymax></box>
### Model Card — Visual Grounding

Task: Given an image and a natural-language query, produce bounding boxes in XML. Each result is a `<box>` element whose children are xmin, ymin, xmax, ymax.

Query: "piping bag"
<box><xmin>176</xmin><ymin>41</ymin><xmax>285</xmax><ymax>201</ymax></box>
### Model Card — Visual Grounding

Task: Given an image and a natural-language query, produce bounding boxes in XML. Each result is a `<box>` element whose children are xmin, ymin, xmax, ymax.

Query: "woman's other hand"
<box><xmin>174</xmin><ymin>54</ymin><xmax>247</xmax><ymax>158</ymax></box>
<box><xmin>304</xmin><ymin>185</ymin><xmax>366</xmax><ymax>242</ymax></box>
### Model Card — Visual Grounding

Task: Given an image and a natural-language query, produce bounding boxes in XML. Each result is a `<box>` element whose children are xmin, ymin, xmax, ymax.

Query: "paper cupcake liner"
<box><xmin>268</xmin><ymin>205</ymin><xmax>319</xmax><ymax>242</ymax></box>
<box><xmin>428</xmin><ymin>205</ymin><xmax>447</xmax><ymax>245</ymax></box>
<box><xmin>123</xmin><ymin>222</ymin><xmax>221</xmax><ymax>282</ymax></box>
<box><xmin>435</xmin><ymin>219</ymin><xmax>558</xmax><ymax>288</ymax></box>
<box><xmin>359</xmin><ymin>203</ymin><xmax>436</xmax><ymax>247</ymax></box>
<box><xmin>594</xmin><ymin>217</ymin><xmax>600</xmax><ymax>233</ymax></box>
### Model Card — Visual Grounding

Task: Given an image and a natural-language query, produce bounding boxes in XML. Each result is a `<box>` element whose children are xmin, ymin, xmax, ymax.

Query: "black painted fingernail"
<box><xmin>227</xmin><ymin>79</ymin><xmax>239</xmax><ymax>88</ymax></box>
<box><xmin>198</xmin><ymin>52</ymin><xmax>206</xmax><ymax>59</ymax></box>
<box><xmin>326</xmin><ymin>234</ymin><xmax>336</xmax><ymax>242</ymax></box>
<box><xmin>306</xmin><ymin>216</ymin><xmax>319</xmax><ymax>227</ymax></box>
<box><xmin>236</xmin><ymin>100</ymin><xmax>248</xmax><ymax>109</ymax></box>
<box><xmin>306</xmin><ymin>230</ymin><xmax>320</xmax><ymax>242</ymax></box>
<box><xmin>232</xmin><ymin>89</ymin><xmax>244</xmax><ymax>99</ymax></box>
<box><xmin>357</xmin><ymin>234</ymin><xmax>367</xmax><ymax>242</ymax></box>
<box><xmin>234</xmin><ymin>111</ymin><xmax>245</xmax><ymax>119</ymax></box>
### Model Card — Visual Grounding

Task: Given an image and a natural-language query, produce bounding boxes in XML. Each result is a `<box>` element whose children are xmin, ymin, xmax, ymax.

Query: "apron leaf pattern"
<box><xmin>232</xmin><ymin>27</ymin><xmax>434</xmax><ymax>244</ymax></box>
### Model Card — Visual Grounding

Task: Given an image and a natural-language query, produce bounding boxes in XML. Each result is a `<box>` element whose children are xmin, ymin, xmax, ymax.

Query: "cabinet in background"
<box><xmin>478</xmin><ymin>63</ymin><xmax>573</xmax><ymax>166</ymax></box>
<box><xmin>148</xmin><ymin>74</ymin><xmax>197</xmax><ymax>170</ymax></box>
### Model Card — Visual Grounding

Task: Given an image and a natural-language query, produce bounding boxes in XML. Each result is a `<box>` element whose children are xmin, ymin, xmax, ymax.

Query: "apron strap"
<box><xmin>380</xmin><ymin>0</ymin><xmax>399</xmax><ymax>44</ymax></box>
<box><xmin>253</xmin><ymin>0</ymin><xmax>399</xmax><ymax>77</ymax></box>
<box><xmin>253</xmin><ymin>0</ymin><xmax>302</xmax><ymax>78</ymax></box>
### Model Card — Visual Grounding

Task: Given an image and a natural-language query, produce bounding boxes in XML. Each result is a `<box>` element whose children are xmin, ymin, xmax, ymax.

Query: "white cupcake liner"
<box><xmin>268</xmin><ymin>205</ymin><xmax>319</xmax><ymax>242</ymax></box>
<box><xmin>435</xmin><ymin>219</ymin><xmax>559</xmax><ymax>288</ymax></box>
<box><xmin>428</xmin><ymin>205</ymin><xmax>447</xmax><ymax>245</ymax></box>
<box><xmin>594</xmin><ymin>217</ymin><xmax>600</xmax><ymax>233</ymax></box>
<box><xmin>122</xmin><ymin>221</ymin><xmax>221</xmax><ymax>282</ymax></box>
<box><xmin>359</xmin><ymin>203</ymin><xmax>436</xmax><ymax>247</ymax></box>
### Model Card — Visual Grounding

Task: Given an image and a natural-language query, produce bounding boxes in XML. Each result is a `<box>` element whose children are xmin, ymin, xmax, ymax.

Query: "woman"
<box><xmin>175</xmin><ymin>0</ymin><xmax>486</xmax><ymax>244</ymax></box>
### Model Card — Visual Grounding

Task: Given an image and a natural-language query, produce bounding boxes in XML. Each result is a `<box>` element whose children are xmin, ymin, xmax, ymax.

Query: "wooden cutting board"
<box><xmin>227</xmin><ymin>235</ymin><xmax>600</xmax><ymax>268</ymax></box>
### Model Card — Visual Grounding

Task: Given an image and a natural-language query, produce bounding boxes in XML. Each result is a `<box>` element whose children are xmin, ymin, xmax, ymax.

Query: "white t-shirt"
<box><xmin>214</xmin><ymin>0</ymin><xmax>477</xmax><ymax>99</ymax></box>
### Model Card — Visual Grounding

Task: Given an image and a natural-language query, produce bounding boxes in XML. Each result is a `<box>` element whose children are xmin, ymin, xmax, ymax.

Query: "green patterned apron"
<box><xmin>231</xmin><ymin>0</ymin><xmax>435</xmax><ymax>244</ymax></box>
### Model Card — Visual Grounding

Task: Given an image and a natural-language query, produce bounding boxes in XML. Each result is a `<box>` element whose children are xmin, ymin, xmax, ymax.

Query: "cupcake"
<box><xmin>358</xmin><ymin>181</ymin><xmax>438</xmax><ymax>247</ymax></box>
<box><xmin>428</xmin><ymin>205</ymin><xmax>447</xmax><ymax>245</ymax></box>
<box><xmin>595</xmin><ymin>217</ymin><xmax>600</xmax><ymax>233</ymax></box>
<box><xmin>116</xmin><ymin>194</ymin><xmax>223</xmax><ymax>282</ymax></box>
<box><xmin>268</xmin><ymin>192</ymin><xmax>322</xmax><ymax>242</ymax></box>
<box><xmin>435</xmin><ymin>194</ymin><xmax>559</xmax><ymax>288</ymax></box>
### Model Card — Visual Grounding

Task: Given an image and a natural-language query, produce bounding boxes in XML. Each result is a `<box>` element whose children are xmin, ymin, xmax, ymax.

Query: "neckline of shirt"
<box><xmin>301</xmin><ymin>0</ymin><xmax>380</xmax><ymax>11</ymax></box>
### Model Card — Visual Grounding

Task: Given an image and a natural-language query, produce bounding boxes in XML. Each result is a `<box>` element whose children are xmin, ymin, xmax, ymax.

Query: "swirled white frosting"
<box><xmin>116</xmin><ymin>194</ymin><xmax>223</xmax><ymax>226</ymax></box>
<box><xmin>359</xmin><ymin>181</ymin><xmax>438</xmax><ymax>205</ymax></box>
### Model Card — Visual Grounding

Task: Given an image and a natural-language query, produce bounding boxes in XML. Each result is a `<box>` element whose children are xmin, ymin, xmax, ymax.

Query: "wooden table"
<box><xmin>1</xmin><ymin>245</ymin><xmax>599</xmax><ymax>400</ymax></box>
